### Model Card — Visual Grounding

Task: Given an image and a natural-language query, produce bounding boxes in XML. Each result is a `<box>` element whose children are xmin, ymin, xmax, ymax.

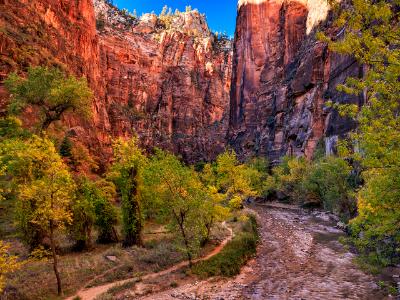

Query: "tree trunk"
<box><xmin>41</xmin><ymin>116</ymin><xmax>54</xmax><ymax>133</ymax></box>
<box><xmin>122</xmin><ymin>166</ymin><xmax>143</xmax><ymax>247</ymax></box>
<box><xmin>177</xmin><ymin>214</ymin><xmax>192</xmax><ymax>267</ymax></box>
<box><xmin>49</xmin><ymin>221</ymin><xmax>62</xmax><ymax>296</ymax></box>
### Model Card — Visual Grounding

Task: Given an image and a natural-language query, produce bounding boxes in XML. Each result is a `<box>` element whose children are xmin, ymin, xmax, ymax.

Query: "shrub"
<box><xmin>264</xmin><ymin>156</ymin><xmax>356</xmax><ymax>219</ymax></box>
<box><xmin>303</xmin><ymin>156</ymin><xmax>356</xmax><ymax>219</ymax></box>
<box><xmin>192</xmin><ymin>216</ymin><xmax>258</xmax><ymax>278</ymax></box>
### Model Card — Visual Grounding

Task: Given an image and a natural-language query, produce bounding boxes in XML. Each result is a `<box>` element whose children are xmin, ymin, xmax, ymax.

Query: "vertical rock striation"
<box><xmin>229</xmin><ymin>0</ymin><xmax>364</xmax><ymax>163</ymax></box>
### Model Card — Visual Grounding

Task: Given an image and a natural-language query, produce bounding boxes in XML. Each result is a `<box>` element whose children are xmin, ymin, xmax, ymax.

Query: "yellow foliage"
<box><xmin>0</xmin><ymin>241</ymin><xmax>21</xmax><ymax>293</ymax></box>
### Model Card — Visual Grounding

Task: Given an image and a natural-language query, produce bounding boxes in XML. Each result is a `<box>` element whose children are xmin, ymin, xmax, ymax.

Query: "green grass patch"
<box><xmin>192</xmin><ymin>215</ymin><xmax>259</xmax><ymax>278</ymax></box>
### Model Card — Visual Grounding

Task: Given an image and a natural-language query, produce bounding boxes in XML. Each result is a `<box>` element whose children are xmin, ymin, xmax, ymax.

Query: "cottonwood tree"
<box><xmin>143</xmin><ymin>149</ymin><xmax>207</xmax><ymax>266</ymax></box>
<box><xmin>4</xmin><ymin>66</ymin><xmax>93</xmax><ymax>133</ymax></box>
<box><xmin>319</xmin><ymin>0</ymin><xmax>400</xmax><ymax>264</ymax></box>
<box><xmin>109</xmin><ymin>138</ymin><xmax>147</xmax><ymax>247</ymax></box>
<box><xmin>200</xmin><ymin>185</ymin><xmax>230</xmax><ymax>244</ymax></box>
<box><xmin>0</xmin><ymin>136</ymin><xmax>75</xmax><ymax>296</ymax></box>
<box><xmin>215</xmin><ymin>150</ymin><xmax>257</xmax><ymax>209</ymax></box>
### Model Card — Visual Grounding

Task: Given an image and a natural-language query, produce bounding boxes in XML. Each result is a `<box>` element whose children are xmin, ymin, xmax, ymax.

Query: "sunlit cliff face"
<box><xmin>238</xmin><ymin>0</ymin><xmax>329</xmax><ymax>34</ymax></box>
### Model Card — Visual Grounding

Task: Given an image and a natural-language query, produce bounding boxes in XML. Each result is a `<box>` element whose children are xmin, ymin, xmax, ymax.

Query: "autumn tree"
<box><xmin>0</xmin><ymin>136</ymin><xmax>75</xmax><ymax>295</ymax></box>
<box><xmin>143</xmin><ymin>149</ymin><xmax>207</xmax><ymax>266</ymax></box>
<box><xmin>109</xmin><ymin>138</ymin><xmax>147</xmax><ymax>247</ymax></box>
<box><xmin>319</xmin><ymin>0</ymin><xmax>400</xmax><ymax>264</ymax></box>
<box><xmin>199</xmin><ymin>185</ymin><xmax>230</xmax><ymax>245</ymax></box>
<box><xmin>214</xmin><ymin>150</ymin><xmax>257</xmax><ymax>209</ymax></box>
<box><xmin>4</xmin><ymin>66</ymin><xmax>93</xmax><ymax>132</ymax></box>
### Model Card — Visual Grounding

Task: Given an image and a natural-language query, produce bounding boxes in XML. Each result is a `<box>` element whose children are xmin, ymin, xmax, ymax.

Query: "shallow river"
<box><xmin>143</xmin><ymin>204</ymin><xmax>389</xmax><ymax>300</ymax></box>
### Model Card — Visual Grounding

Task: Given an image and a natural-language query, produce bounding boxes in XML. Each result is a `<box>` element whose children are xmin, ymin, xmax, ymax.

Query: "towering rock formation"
<box><xmin>228</xmin><ymin>0</ymin><xmax>364</xmax><ymax>163</ymax></box>
<box><xmin>94</xmin><ymin>1</ymin><xmax>232</xmax><ymax>162</ymax></box>
<box><xmin>0</xmin><ymin>0</ymin><xmax>232</xmax><ymax>163</ymax></box>
<box><xmin>1</xmin><ymin>0</ymin><xmax>364</xmax><ymax>165</ymax></box>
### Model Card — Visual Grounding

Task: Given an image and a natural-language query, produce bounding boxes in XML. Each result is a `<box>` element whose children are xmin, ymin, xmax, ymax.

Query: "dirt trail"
<box><xmin>66</xmin><ymin>223</ymin><xmax>233</xmax><ymax>300</ymax></box>
<box><xmin>143</xmin><ymin>204</ymin><xmax>387</xmax><ymax>300</ymax></box>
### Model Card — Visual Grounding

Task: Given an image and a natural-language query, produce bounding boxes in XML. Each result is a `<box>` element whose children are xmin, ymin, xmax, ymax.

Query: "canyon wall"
<box><xmin>95</xmin><ymin>1</ymin><xmax>232</xmax><ymax>162</ymax></box>
<box><xmin>0</xmin><ymin>0</ymin><xmax>363</xmax><ymax>165</ymax></box>
<box><xmin>228</xmin><ymin>0</ymin><xmax>364</xmax><ymax>163</ymax></box>
<box><xmin>0</xmin><ymin>0</ymin><xmax>232</xmax><ymax>163</ymax></box>
<box><xmin>0</xmin><ymin>0</ymin><xmax>110</xmax><ymax>160</ymax></box>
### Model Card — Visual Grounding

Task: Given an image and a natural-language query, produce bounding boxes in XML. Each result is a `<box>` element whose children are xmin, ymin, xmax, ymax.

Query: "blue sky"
<box><xmin>112</xmin><ymin>0</ymin><xmax>238</xmax><ymax>36</ymax></box>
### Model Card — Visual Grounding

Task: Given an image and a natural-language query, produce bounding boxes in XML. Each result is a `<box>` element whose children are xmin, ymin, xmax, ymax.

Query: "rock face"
<box><xmin>0</xmin><ymin>0</ymin><xmax>232</xmax><ymax>163</ymax></box>
<box><xmin>229</xmin><ymin>0</ymin><xmax>364</xmax><ymax>163</ymax></box>
<box><xmin>0</xmin><ymin>0</ymin><xmax>110</xmax><ymax>160</ymax></box>
<box><xmin>95</xmin><ymin>1</ymin><xmax>232</xmax><ymax>162</ymax></box>
<box><xmin>1</xmin><ymin>0</ymin><xmax>364</xmax><ymax>165</ymax></box>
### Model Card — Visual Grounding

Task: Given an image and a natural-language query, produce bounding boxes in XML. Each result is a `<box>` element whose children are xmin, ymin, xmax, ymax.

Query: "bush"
<box><xmin>192</xmin><ymin>216</ymin><xmax>258</xmax><ymax>278</ymax></box>
<box><xmin>303</xmin><ymin>156</ymin><xmax>357</xmax><ymax>220</ymax></box>
<box><xmin>264</xmin><ymin>156</ymin><xmax>356</xmax><ymax>220</ymax></box>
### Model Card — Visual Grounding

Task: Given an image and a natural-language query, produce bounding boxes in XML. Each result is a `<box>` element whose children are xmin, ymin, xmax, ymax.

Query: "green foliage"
<box><xmin>143</xmin><ymin>149</ymin><xmax>207</xmax><ymax>265</ymax></box>
<box><xmin>4</xmin><ymin>66</ymin><xmax>93</xmax><ymax>132</ymax></box>
<box><xmin>349</xmin><ymin>167</ymin><xmax>400</xmax><ymax>267</ymax></box>
<box><xmin>0</xmin><ymin>136</ymin><xmax>75</xmax><ymax>248</ymax></box>
<box><xmin>109</xmin><ymin>137</ymin><xmax>147</xmax><ymax>247</ymax></box>
<box><xmin>319</xmin><ymin>0</ymin><xmax>400</xmax><ymax>265</ymax></box>
<box><xmin>0</xmin><ymin>117</ymin><xmax>29</xmax><ymax>141</ymax></box>
<box><xmin>71</xmin><ymin>177</ymin><xmax>118</xmax><ymax>249</ymax></box>
<box><xmin>303</xmin><ymin>157</ymin><xmax>356</xmax><ymax>219</ymax></box>
<box><xmin>264</xmin><ymin>156</ymin><xmax>310</xmax><ymax>202</ymax></box>
<box><xmin>59</xmin><ymin>136</ymin><xmax>73</xmax><ymax>158</ymax></box>
<box><xmin>264</xmin><ymin>156</ymin><xmax>356</xmax><ymax>219</ymax></box>
<box><xmin>244</xmin><ymin>157</ymin><xmax>269</xmax><ymax>196</ymax></box>
<box><xmin>192</xmin><ymin>215</ymin><xmax>258</xmax><ymax>278</ymax></box>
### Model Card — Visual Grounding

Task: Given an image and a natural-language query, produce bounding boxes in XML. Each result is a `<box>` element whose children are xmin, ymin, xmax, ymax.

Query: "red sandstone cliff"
<box><xmin>228</xmin><ymin>0</ymin><xmax>364</xmax><ymax>163</ymax></box>
<box><xmin>0</xmin><ymin>0</ymin><xmax>111</xmax><ymax>162</ymax></box>
<box><xmin>95</xmin><ymin>1</ymin><xmax>232</xmax><ymax>162</ymax></box>
<box><xmin>1</xmin><ymin>0</ymin><xmax>363</xmax><ymax>165</ymax></box>
<box><xmin>0</xmin><ymin>0</ymin><xmax>232</xmax><ymax>163</ymax></box>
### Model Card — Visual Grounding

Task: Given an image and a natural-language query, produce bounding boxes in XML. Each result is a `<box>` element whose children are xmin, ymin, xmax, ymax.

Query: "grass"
<box><xmin>377</xmin><ymin>281</ymin><xmax>398</xmax><ymax>296</ymax></box>
<box><xmin>106</xmin><ymin>279</ymin><xmax>138</xmax><ymax>294</ymax></box>
<box><xmin>4</xmin><ymin>232</ymin><xmax>184</xmax><ymax>300</ymax></box>
<box><xmin>192</xmin><ymin>215</ymin><xmax>259</xmax><ymax>278</ymax></box>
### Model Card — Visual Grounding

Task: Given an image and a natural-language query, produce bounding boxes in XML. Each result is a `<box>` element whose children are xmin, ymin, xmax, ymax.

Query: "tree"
<box><xmin>109</xmin><ymin>138</ymin><xmax>147</xmax><ymax>247</ymax></box>
<box><xmin>319</xmin><ymin>0</ymin><xmax>400</xmax><ymax>265</ymax></box>
<box><xmin>200</xmin><ymin>185</ymin><xmax>230</xmax><ymax>245</ymax></box>
<box><xmin>4</xmin><ymin>66</ymin><xmax>93</xmax><ymax>132</ymax></box>
<box><xmin>215</xmin><ymin>150</ymin><xmax>257</xmax><ymax>209</ymax></box>
<box><xmin>72</xmin><ymin>177</ymin><xmax>119</xmax><ymax>248</ymax></box>
<box><xmin>0</xmin><ymin>136</ymin><xmax>75</xmax><ymax>296</ymax></box>
<box><xmin>59</xmin><ymin>136</ymin><xmax>73</xmax><ymax>158</ymax></box>
<box><xmin>143</xmin><ymin>149</ymin><xmax>206</xmax><ymax>267</ymax></box>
